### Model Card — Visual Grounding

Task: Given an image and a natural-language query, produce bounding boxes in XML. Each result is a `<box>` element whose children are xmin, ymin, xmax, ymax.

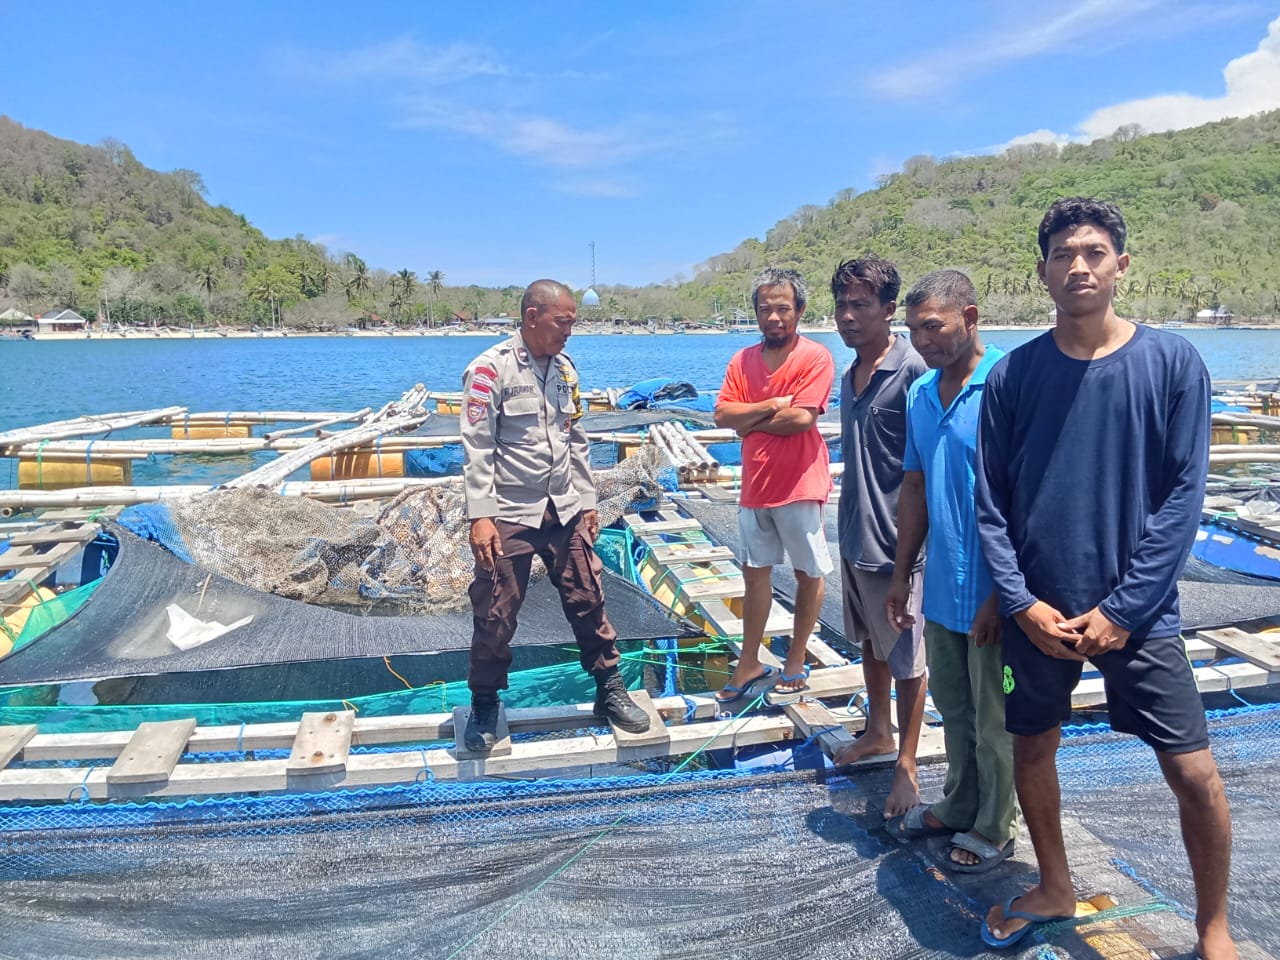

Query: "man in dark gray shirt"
<box><xmin>829</xmin><ymin>256</ymin><xmax>930</xmax><ymax>820</ymax></box>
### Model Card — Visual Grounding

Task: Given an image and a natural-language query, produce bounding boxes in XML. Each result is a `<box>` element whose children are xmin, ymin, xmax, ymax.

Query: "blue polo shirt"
<box><xmin>903</xmin><ymin>346</ymin><xmax>1005</xmax><ymax>634</ymax></box>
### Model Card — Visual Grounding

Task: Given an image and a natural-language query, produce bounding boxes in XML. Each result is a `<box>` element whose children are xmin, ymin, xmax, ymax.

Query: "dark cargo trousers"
<box><xmin>468</xmin><ymin>509</ymin><xmax>621</xmax><ymax>694</ymax></box>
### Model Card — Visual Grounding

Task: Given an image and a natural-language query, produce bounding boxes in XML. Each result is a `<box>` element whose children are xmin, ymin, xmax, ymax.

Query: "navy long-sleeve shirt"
<box><xmin>975</xmin><ymin>324</ymin><xmax>1210</xmax><ymax>639</ymax></box>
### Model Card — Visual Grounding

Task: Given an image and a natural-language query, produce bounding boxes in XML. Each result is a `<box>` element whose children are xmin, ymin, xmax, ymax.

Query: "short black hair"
<box><xmin>1038</xmin><ymin>198</ymin><xmax>1127</xmax><ymax>259</ymax></box>
<box><xmin>830</xmin><ymin>255</ymin><xmax>900</xmax><ymax>305</ymax></box>
<box><xmin>520</xmin><ymin>279</ymin><xmax>572</xmax><ymax>320</ymax></box>
<box><xmin>904</xmin><ymin>269</ymin><xmax>976</xmax><ymax>313</ymax></box>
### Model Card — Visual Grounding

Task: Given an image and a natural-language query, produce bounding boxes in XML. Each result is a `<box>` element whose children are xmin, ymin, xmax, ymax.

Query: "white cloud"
<box><xmin>874</xmin><ymin>0</ymin><xmax>1161</xmax><ymax>99</ymax></box>
<box><xmin>280</xmin><ymin>38</ymin><xmax>507</xmax><ymax>87</ymax></box>
<box><xmin>281</xmin><ymin>35</ymin><xmax>659</xmax><ymax>176</ymax></box>
<box><xmin>310</xmin><ymin>232</ymin><xmax>343</xmax><ymax>248</ymax></box>
<box><xmin>995</xmin><ymin>14</ymin><xmax>1280</xmax><ymax>149</ymax></box>
<box><xmin>1078</xmin><ymin>14</ymin><xmax>1280</xmax><ymax>137</ymax></box>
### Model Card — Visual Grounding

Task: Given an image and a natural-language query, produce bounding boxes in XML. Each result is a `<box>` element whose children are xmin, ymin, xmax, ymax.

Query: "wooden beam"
<box><xmin>1198</xmin><ymin>627</ymin><xmax>1280</xmax><ymax>671</ymax></box>
<box><xmin>610</xmin><ymin>691</ymin><xmax>671</xmax><ymax>759</ymax></box>
<box><xmin>16</xmin><ymin>665</ymin><xmax>875</xmax><ymax>764</ymax></box>
<box><xmin>782</xmin><ymin>700</ymin><xmax>857</xmax><ymax>759</ymax></box>
<box><xmin>7</xmin><ymin>524</ymin><xmax>101</xmax><ymax>547</ymax></box>
<box><xmin>0</xmin><ymin>725</ymin><xmax>37</xmax><ymax>771</ymax></box>
<box><xmin>0</xmin><ymin>539</ymin><xmax>80</xmax><ymax>572</ymax></box>
<box><xmin>287</xmin><ymin>711</ymin><xmax>355</xmax><ymax>775</ymax></box>
<box><xmin>106</xmin><ymin>719</ymin><xmax>197</xmax><ymax>785</ymax></box>
<box><xmin>451</xmin><ymin>704</ymin><xmax>511</xmax><ymax>759</ymax></box>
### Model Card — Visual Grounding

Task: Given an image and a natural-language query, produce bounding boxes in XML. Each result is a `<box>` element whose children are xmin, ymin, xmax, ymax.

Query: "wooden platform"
<box><xmin>0</xmin><ymin>662</ymin><xmax>904</xmax><ymax>802</ymax></box>
<box><xmin>627</xmin><ymin>509</ymin><xmax>807</xmax><ymax>642</ymax></box>
<box><xmin>0</xmin><ymin>515</ymin><xmax>110</xmax><ymax>612</ymax></box>
<box><xmin>1070</xmin><ymin>627</ymin><xmax>1280</xmax><ymax>706</ymax></box>
<box><xmin>0</xmin><ymin>626</ymin><xmax>1275</xmax><ymax>803</ymax></box>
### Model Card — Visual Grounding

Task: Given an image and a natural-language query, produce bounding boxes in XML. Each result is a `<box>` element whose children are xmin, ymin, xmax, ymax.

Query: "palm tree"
<box><xmin>194</xmin><ymin>263</ymin><xmax>220</xmax><ymax>312</ymax></box>
<box><xmin>343</xmin><ymin>255</ymin><xmax>371</xmax><ymax>305</ymax></box>
<box><xmin>394</xmin><ymin>268</ymin><xmax>417</xmax><ymax>301</ymax></box>
<box><xmin>427</xmin><ymin>270</ymin><xmax>444</xmax><ymax>327</ymax></box>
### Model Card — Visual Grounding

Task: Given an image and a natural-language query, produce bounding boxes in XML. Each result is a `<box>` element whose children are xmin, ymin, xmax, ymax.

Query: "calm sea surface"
<box><xmin>2</xmin><ymin>328</ymin><xmax>1278</xmax><ymax>488</ymax></box>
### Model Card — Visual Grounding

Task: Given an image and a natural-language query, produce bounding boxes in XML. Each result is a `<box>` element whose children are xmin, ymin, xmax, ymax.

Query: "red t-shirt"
<box><xmin>718</xmin><ymin>336</ymin><xmax>834</xmax><ymax>508</ymax></box>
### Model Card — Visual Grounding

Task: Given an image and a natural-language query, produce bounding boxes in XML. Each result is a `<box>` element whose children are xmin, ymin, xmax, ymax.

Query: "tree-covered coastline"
<box><xmin>1</xmin><ymin>110</ymin><xmax>1277</xmax><ymax>331</ymax></box>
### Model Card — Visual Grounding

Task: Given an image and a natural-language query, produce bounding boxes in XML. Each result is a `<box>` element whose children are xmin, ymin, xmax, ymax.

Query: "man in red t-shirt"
<box><xmin>713</xmin><ymin>268</ymin><xmax>835</xmax><ymax>704</ymax></box>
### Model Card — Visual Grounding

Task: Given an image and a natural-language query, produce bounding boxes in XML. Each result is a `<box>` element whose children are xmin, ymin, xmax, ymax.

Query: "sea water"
<box><xmin>1</xmin><ymin>327</ymin><xmax>1278</xmax><ymax>488</ymax></box>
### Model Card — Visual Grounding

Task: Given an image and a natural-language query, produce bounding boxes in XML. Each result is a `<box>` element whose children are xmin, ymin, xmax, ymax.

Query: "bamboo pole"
<box><xmin>0</xmin><ymin>475</ymin><xmax>462</xmax><ymax>511</ymax></box>
<box><xmin>173</xmin><ymin>411</ymin><xmax>361</xmax><ymax>425</ymax></box>
<box><xmin>224</xmin><ymin>412</ymin><xmax>430</xmax><ymax>489</ymax></box>
<box><xmin>1212</xmin><ymin>413</ymin><xmax>1280</xmax><ymax>429</ymax></box>
<box><xmin>673</xmin><ymin>421</ymin><xmax>719</xmax><ymax>470</ymax></box>
<box><xmin>1209</xmin><ymin>453</ymin><xmax>1280</xmax><ymax>464</ymax></box>
<box><xmin>0</xmin><ymin>427</ymin><xmax>700</xmax><ymax>459</ymax></box>
<box><xmin>1210</xmin><ymin>444</ymin><xmax>1280</xmax><ymax>455</ymax></box>
<box><xmin>263</xmin><ymin>408</ymin><xmax>373</xmax><ymax>441</ymax></box>
<box><xmin>646</xmin><ymin>424</ymin><xmax>690</xmax><ymax>475</ymax></box>
<box><xmin>0</xmin><ymin>406</ymin><xmax>188</xmax><ymax>451</ymax></box>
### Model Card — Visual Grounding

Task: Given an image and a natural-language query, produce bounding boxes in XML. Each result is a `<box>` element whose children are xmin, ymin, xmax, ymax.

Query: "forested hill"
<box><xmin>0</xmin><ymin>117</ymin><xmax>473</xmax><ymax>329</ymax></box>
<box><xmin>2</xmin><ymin>110</ymin><xmax>1278</xmax><ymax>329</ymax></box>
<box><xmin>685</xmin><ymin>110</ymin><xmax>1280</xmax><ymax>323</ymax></box>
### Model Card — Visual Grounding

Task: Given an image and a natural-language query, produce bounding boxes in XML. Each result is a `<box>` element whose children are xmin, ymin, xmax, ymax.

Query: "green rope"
<box><xmin>1031</xmin><ymin>897</ymin><xmax>1176</xmax><ymax>942</ymax></box>
<box><xmin>35</xmin><ymin>438</ymin><xmax>49</xmax><ymax>488</ymax></box>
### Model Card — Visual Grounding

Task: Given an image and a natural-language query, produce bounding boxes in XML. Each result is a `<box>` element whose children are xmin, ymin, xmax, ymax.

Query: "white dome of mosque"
<box><xmin>582</xmin><ymin>288</ymin><xmax>600</xmax><ymax>307</ymax></box>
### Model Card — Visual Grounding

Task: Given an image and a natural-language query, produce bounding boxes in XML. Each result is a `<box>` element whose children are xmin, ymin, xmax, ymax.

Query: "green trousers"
<box><xmin>925</xmin><ymin>621</ymin><xmax>1019</xmax><ymax>844</ymax></box>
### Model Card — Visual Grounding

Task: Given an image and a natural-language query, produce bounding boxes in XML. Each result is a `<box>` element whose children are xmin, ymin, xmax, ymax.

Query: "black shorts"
<box><xmin>1001</xmin><ymin>621</ymin><xmax>1210</xmax><ymax>753</ymax></box>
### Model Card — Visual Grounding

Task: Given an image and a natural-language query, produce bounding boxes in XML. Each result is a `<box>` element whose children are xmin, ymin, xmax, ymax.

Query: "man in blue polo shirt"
<box><xmin>884</xmin><ymin>270</ymin><xmax>1017</xmax><ymax>874</ymax></box>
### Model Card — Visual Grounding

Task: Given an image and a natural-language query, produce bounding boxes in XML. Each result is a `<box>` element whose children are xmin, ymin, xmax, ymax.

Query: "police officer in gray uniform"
<box><xmin>460</xmin><ymin>278</ymin><xmax>649</xmax><ymax>751</ymax></box>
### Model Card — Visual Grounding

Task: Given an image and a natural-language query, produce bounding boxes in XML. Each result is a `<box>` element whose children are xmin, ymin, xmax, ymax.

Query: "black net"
<box><xmin>1</xmin><ymin>706</ymin><xmax>1277</xmax><ymax>959</ymax></box>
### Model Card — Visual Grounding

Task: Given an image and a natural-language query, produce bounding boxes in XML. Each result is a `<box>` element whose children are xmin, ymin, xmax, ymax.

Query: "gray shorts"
<box><xmin>841</xmin><ymin>558</ymin><xmax>925</xmax><ymax>680</ymax></box>
<box><xmin>736</xmin><ymin>501</ymin><xmax>834</xmax><ymax>578</ymax></box>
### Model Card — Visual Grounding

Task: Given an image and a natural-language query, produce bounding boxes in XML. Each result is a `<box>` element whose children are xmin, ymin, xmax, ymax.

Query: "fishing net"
<box><xmin>2</xmin><ymin>705</ymin><xmax>1279</xmax><ymax>959</ymax></box>
<box><xmin>143</xmin><ymin>447</ymin><xmax>669</xmax><ymax>613</ymax></box>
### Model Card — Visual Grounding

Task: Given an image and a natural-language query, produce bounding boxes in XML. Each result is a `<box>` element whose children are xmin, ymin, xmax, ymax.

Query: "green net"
<box><xmin>12</xmin><ymin>579</ymin><xmax>100</xmax><ymax>652</ymax></box>
<box><xmin>0</xmin><ymin>655</ymin><xmax>645</xmax><ymax>735</ymax></box>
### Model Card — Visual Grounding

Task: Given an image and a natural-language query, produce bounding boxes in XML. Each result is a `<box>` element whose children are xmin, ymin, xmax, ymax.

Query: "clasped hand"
<box><xmin>1014</xmin><ymin>601</ymin><xmax>1130</xmax><ymax>661</ymax></box>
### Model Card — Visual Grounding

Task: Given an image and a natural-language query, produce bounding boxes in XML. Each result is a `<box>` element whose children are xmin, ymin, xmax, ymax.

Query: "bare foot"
<box><xmin>832</xmin><ymin>732</ymin><xmax>896</xmax><ymax>766</ymax></box>
<box><xmin>884</xmin><ymin>764</ymin><xmax>921</xmax><ymax>818</ymax></box>
<box><xmin>984</xmin><ymin>886</ymin><xmax>1076</xmax><ymax>943</ymax></box>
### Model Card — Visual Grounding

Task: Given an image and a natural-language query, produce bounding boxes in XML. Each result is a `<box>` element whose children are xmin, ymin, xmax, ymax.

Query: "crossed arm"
<box><xmin>714</xmin><ymin>396</ymin><xmax>819</xmax><ymax>436</ymax></box>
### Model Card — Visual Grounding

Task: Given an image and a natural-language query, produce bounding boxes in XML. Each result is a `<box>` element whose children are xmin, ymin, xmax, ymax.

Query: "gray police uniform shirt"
<box><xmin>460</xmin><ymin>330</ymin><xmax>596</xmax><ymax>528</ymax></box>
<box><xmin>838</xmin><ymin>334</ymin><xmax>928</xmax><ymax>572</ymax></box>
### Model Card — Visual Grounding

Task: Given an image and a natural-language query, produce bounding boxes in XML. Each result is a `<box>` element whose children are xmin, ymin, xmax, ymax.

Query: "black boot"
<box><xmin>593</xmin><ymin>668</ymin><xmax>651</xmax><ymax>733</ymax></box>
<box><xmin>464</xmin><ymin>693</ymin><xmax>500</xmax><ymax>752</ymax></box>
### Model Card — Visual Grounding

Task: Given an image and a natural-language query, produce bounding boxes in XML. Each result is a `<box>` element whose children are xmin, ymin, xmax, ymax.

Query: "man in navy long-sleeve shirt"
<box><xmin>975</xmin><ymin>198</ymin><xmax>1235</xmax><ymax>960</ymax></box>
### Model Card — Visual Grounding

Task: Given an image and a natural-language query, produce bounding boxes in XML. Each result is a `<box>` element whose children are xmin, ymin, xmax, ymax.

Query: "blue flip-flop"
<box><xmin>980</xmin><ymin>895</ymin><xmax>1074</xmax><ymax>949</ymax></box>
<box><xmin>714</xmin><ymin>667</ymin><xmax>777</xmax><ymax>706</ymax></box>
<box><xmin>774</xmin><ymin>664</ymin><xmax>811</xmax><ymax>692</ymax></box>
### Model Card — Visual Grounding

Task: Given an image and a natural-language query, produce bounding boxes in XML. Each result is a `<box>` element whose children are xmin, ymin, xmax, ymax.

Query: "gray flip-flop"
<box><xmin>947</xmin><ymin>830</ymin><xmax>1016</xmax><ymax>873</ymax></box>
<box><xmin>887</xmin><ymin>804</ymin><xmax>952</xmax><ymax>843</ymax></box>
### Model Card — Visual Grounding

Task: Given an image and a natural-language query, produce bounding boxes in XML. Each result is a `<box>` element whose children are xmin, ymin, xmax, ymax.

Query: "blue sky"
<box><xmin>3</xmin><ymin>1</ymin><xmax>1279</xmax><ymax>288</ymax></box>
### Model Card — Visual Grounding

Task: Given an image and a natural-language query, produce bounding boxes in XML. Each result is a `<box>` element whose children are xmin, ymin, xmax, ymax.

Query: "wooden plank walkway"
<box><xmin>0</xmin><ymin>664</ymin><xmax>886</xmax><ymax>801</ymax></box>
<box><xmin>0</xmin><ymin>625</ymin><xmax>1274</xmax><ymax>802</ymax></box>
<box><xmin>625</xmin><ymin>508</ymin><xmax>830</xmax><ymax>658</ymax></box>
<box><xmin>0</xmin><ymin>518</ymin><xmax>105</xmax><ymax>613</ymax></box>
